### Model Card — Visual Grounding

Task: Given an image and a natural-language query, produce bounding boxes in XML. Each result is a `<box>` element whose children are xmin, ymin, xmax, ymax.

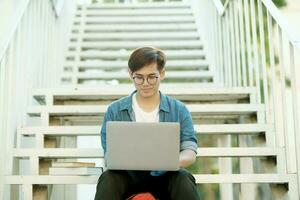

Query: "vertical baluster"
<box><xmin>244</xmin><ymin>0</ymin><xmax>253</xmax><ymax>87</ymax></box>
<box><xmin>257</xmin><ymin>0</ymin><xmax>270</xmax><ymax>124</ymax></box>
<box><xmin>212</xmin><ymin>4</ymin><xmax>219</xmax><ymax>85</ymax></box>
<box><xmin>229</xmin><ymin>2</ymin><xmax>237</xmax><ymax>87</ymax></box>
<box><xmin>277</xmin><ymin>26</ymin><xmax>292</xmax><ymax>173</ymax></box>
<box><xmin>238</xmin><ymin>0</ymin><xmax>247</xmax><ymax>87</ymax></box>
<box><xmin>289</xmin><ymin>42</ymin><xmax>300</xmax><ymax>194</ymax></box>
<box><xmin>218</xmin><ymin>15</ymin><xmax>225</xmax><ymax>86</ymax></box>
<box><xmin>225</xmin><ymin>11</ymin><xmax>231</xmax><ymax>87</ymax></box>
<box><xmin>43</xmin><ymin>0</ymin><xmax>50</xmax><ymax>88</ymax></box>
<box><xmin>219</xmin><ymin>4</ymin><xmax>234</xmax><ymax>200</ymax></box>
<box><xmin>233</xmin><ymin>0</ymin><xmax>242</xmax><ymax>86</ymax></box>
<box><xmin>267</xmin><ymin>12</ymin><xmax>283</xmax><ymax>147</ymax></box>
<box><xmin>216</xmin><ymin>10</ymin><xmax>223</xmax><ymax>86</ymax></box>
<box><xmin>250</xmin><ymin>0</ymin><xmax>261</xmax><ymax>104</ymax></box>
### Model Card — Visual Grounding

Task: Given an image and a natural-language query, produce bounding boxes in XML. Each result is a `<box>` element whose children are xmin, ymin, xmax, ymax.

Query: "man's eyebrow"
<box><xmin>134</xmin><ymin>73</ymin><xmax>157</xmax><ymax>76</ymax></box>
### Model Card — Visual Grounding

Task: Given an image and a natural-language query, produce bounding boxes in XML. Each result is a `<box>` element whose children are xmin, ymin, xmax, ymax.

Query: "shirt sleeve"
<box><xmin>179</xmin><ymin>104</ymin><xmax>198</xmax><ymax>153</ymax></box>
<box><xmin>101</xmin><ymin>105</ymin><xmax>113</xmax><ymax>154</ymax></box>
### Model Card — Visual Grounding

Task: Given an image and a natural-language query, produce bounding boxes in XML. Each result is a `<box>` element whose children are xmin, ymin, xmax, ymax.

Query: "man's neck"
<box><xmin>135</xmin><ymin>91</ymin><xmax>160</xmax><ymax>112</ymax></box>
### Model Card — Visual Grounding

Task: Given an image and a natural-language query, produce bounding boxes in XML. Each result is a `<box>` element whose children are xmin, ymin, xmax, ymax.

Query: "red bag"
<box><xmin>126</xmin><ymin>192</ymin><xmax>156</xmax><ymax>200</ymax></box>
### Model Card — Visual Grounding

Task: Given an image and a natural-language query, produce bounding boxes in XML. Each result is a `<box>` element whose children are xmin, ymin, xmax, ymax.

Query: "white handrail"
<box><xmin>202</xmin><ymin>0</ymin><xmax>300</xmax><ymax>196</ymax></box>
<box><xmin>261</xmin><ymin>0</ymin><xmax>300</xmax><ymax>49</ymax></box>
<box><xmin>211</xmin><ymin>0</ymin><xmax>300</xmax><ymax>50</ymax></box>
<box><xmin>212</xmin><ymin>0</ymin><xmax>230</xmax><ymax>16</ymax></box>
<box><xmin>0</xmin><ymin>0</ymin><xmax>30</xmax><ymax>62</ymax></box>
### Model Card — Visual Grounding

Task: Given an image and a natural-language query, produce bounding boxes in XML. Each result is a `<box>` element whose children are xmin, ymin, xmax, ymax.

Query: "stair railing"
<box><xmin>0</xmin><ymin>0</ymin><xmax>75</xmax><ymax>199</ymax></box>
<box><xmin>87</xmin><ymin>0</ymin><xmax>187</xmax><ymax>3</ymax></box>
<box><xmin>192</xmin><ymin>0</ymin><xmax>300</xmax><ymax>194</ymax></box>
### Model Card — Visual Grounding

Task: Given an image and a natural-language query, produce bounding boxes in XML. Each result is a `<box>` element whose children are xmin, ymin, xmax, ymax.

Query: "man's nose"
<box><xmin>142</xmin><ymin>78</ymin><xmax>150</xmax><ymax>86</ymax></box>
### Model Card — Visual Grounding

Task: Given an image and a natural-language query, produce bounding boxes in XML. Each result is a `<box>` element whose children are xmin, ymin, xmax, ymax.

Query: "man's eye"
<box><xmin>135</xmin><ymin>76</ymin><xmax>143</xmax><ymax>79</ymax></box>
<box><xmin>148</xmin><ymin>76</ymin><xmax>157</xmax><ymax>79</ymax></box>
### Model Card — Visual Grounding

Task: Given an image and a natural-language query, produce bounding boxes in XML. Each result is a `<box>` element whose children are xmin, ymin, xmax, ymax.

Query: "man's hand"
<box><xmin>179</xmin><ymin>149</ymin><xmax>197</xmax><ymax>168</ymax></box>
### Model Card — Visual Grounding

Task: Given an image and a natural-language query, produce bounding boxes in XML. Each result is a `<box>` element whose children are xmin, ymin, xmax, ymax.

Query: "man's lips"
<box><xmin>141</xmin><ymin>88</ymin><xmax>152</xmax><ymax>92</ymax></box>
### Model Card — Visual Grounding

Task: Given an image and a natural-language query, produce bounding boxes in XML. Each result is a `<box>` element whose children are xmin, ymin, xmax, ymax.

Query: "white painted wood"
<box><xmin>80</xmin><ymin>3</ymin><xmax>190</xmax><ymax>9</ymax></box>
<box><xmin>66</xmin><ymin>49</ymin><xmax>205</xmax><ymax>59</ymax></box>
<box><xmin>71</xmin><ymin>32</ymin><xmax>200</xmax><ymax>40</ymax></box>
<box><xmin>237</xmin><ymin>0</ymin><xmax>247</xmax><ymax>87</ymax></box>
<box><xmin>22</xmin><ymin>184</ymin><xmax>33</xmax><ymax>200</ymax></box>
<box><xmin>62</xmin><ymin>71</ymin><xmax>213</xmax><ymax>81</ymax></box>
<box><xmin>13</xmin><ymin>148</ymin><xmax>104</xmax><ymax>158</ymax></box>
<box><xmin>289</xmin><ymin>42</ymin><xmax>300</xmax><ymax>197</ymax></box>
<box><xmin>18</xmin><ymin>124</ymin><xmax>273</xmax><ymax>137</ymax></box>
<box><xmin>74</xmin><ymin>16</ymin><xmax>195</xmax><ymax>23</ymax></box>
<box><xmin>287</xmin><ymin>175</ymin><xmax>300</xmax><ymax>199</ymax></box>
<box><xmin>250</xmin><ymin>0</ymin><xmax>261</xmax><ymax>105</ymax></box>
<box><xmin>35</xmin><ymin>134</ymin><xmax>44</xmax><ymax>149</ymax></box>
<box><xmin>4</xmin><ymin>0</ymin><xmax>300</xmax><ymax>198</ymax></box>
<box><xmin>4</xmin><ymin>174</ymin><xmax>296</xmax><ymax>184</ymax></box>
<box><xmin>243</xmin><ymin>0</ymin><xmax>254</xmax><ymax>88</ymax></box>
<box><xmin>218</xmin><ymin>135</ymin><xmax>233</xmax><ymax>200</ymax></box>
<box><xmin>32</xmin><ymin>86</ymin><xmax>255</xmax><ymax>98</ymax></box>
<box><xmin>267</xmin><ymin>12</ymin><xmax>281</xmax><ymax>148</ymax></box>
<box><xmin>12</xmin><ymin>147</ymin><xmax>282</xmax><ymax>158</ymax></box>
<box><xmin>257</xmin><ymin>0</ymin><xmax>270</xmax><ymax>123</ymax></box>
<box><xmin>261</xmin><ymin>0</ymin><xmax>300</xmax><ymax>47</ymax></box>
<box><xmin>73</xmin><ymin>23</ymin><xmax>197</xmax><ymax>31</ymax></box>
<box><xmin>26</xmin><ymin>104</ymin><xmax>265</xmax><ymax>117</ymax></box>
<box><xmin>233</xmin><ymin>1</ymin><xmax>241</xmax><ymax>87</ymax></box>
<box><xmin>0</xmin><ymin>0</ymin><xmax>30</xmax><ymax>62</ymax></box>
<box><xmin>69</xmin><ymin>40</ymin><xmax>203</xmax><ymax>49</ymax></box>
<box><xmin>78</xmin><ymin>8</ymin><xmax>192</xmax><ymax>15</ymax></box>
<box><xmin>65</xmin><ymin>59</ymin><xmax>209</xmax><ymax>70</ymax></box>
<box><xmin>29</xmin><ymin>157</ymin><xmax>39</xmax><ymax>175</ymax></box>
<box><xmin>194</xmin><ymin>174</ymin><xmax>296</xmax><ymax>184</ymax></box>
<box><xmin>277</xmin><ymin>27</ymin><xmax>293</xmax><ymax>175</ymax></box>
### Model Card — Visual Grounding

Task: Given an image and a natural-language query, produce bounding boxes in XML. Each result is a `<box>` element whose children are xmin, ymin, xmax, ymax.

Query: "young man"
<box><xmin>94</xmin><ymin>47</ymin><xmax>200</xmax><ymax>200</ymax></box>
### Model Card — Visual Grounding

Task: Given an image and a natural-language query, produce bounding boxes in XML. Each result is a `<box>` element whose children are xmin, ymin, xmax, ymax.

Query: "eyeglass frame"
<box><xmin>132</xmin><ymin>73</ymin><xmax>160</xmax><ymax>85</ymax></box>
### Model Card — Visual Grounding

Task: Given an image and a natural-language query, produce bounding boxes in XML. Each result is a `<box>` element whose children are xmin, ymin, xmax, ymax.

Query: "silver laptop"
<box><xmin>106</xmin><ymin>121</ymin><xmax>180</xmax><ymax>171</ymax></box>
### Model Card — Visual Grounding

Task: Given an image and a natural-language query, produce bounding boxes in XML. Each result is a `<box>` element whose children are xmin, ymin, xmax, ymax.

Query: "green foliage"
<box><xmin>273</xmin><ymin>0</ymin><xmax>287</xmax><ymax>7</ymax></box>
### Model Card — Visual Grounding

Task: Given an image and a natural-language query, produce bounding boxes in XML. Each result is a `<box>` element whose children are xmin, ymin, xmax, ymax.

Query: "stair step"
<box><xmin>19</xmin><ymin>124</ymin><xmax>273</xmax><ymax>137</ymax></box>
<box><xmin>65</xmin><ymin>60</ymin><xmax>209</xmax><ymax>70</ymax></box>
<box><xmin>73</xmin><ymin>23</ymin><xmax>197</xmax><ymax>32</ymax></box>
<box><xmin>32</xmin><ymin>86</ymin><xmax>254</xmax><ymax>104</ymax></box>
<box><xmin>62</xmin><ymin>71</ymin><xmax>213</xmax><ymax>82</ymax></box>
<box><xmin>77</xmin><ymin>8</ymin><xmax>192</xmax><ymax>16</ymax></box>
<box><xmin>12</xmin><ymin>147</ymin><xmax>281</xmax><ymax>158</ymax></box>
<box><xmin>71</xmin><ymin>32</ymin><xmax>200</xmax><ymax>40</ymax></box>
<box><xmin>79</xmin><ymin>3</ymin><xmax>191</xmax><ymax>9</ymax></box>
<box><xmin>74</xmin><ymin>16</ymin><xmax>195</xmax><ymax>24</ymax></box>
<box><xmin>4</xmin><ymin>174</ymin><xmax>296</xmax><ymax>184</ymax></box>
<box><xmin>66</xmin><ymin>49</ymin><xmax>205</xmax><ymax>59</ymax></box>
<box><xmin>69</xmin><ymin>40</ymin><xmax>203</xmax><ymax>50</ymax></box>
<box><xmin>27</xmin><ymin>104</ymin><xmax>265</xmax><ymax>117</ymax></box>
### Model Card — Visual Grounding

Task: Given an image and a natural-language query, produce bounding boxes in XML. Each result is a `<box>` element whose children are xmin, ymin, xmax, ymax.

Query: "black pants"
<box><xmin>94</xmin><ymin>169</ymin><xmax>200</xmax><ymax>200</ymax></box>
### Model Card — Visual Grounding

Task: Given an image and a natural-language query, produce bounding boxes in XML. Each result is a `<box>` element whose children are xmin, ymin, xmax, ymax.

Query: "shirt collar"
<box><xmin>119</xmin><ymin>90</ymin><xmax>170</xmax><ymax>113</ymax></box>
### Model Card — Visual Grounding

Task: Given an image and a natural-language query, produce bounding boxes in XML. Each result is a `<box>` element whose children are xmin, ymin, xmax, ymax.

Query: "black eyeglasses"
<box><xmin>132</xmin><ymin>74</ymin><xmax>159</xmax><ymax>85</ymax></box>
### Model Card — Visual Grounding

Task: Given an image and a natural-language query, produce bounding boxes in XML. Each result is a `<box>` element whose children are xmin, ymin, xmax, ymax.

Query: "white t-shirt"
<box><xmin>132</xmin><ymin>93</ymin><xmax>159</xmax><ymax>122</ymax></box>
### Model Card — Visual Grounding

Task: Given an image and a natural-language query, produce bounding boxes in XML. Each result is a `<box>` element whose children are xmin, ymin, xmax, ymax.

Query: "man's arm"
<box><xmin>179</xmin><ymin>104</ymin><xmax>198</xmax><ymax>168</ymax></box>
<box><xmin>180</xmin><ymin>149</ymin><xmax>197</xmax><ymax>168</ymax></box>
<box><xmin>101</xmin><ymin>106</ymin><xmax>113</xmax><ymax>154</ymax></box>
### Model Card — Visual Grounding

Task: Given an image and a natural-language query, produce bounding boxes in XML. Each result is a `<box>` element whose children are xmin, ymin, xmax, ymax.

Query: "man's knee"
<box><xmin>97</xmin><ymin>170</ymin><xmax>127</xmax><ymax>188</ymax></box>
<box><xmin>168</xmin><ymin>169</ymin><xmax>200</xmax><ymax>200</ymax></box>
<box><xmin>95</xmin><ymin>170</ymin><xmax>129</xmax><ymax>200</ymax></box>
<box><xmin>169</xmin><ymin>169</ymin><xmax>196</xmax><ymax>186</ymax></box>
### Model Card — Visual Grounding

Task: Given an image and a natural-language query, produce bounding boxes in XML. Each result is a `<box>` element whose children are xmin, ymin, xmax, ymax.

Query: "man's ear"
<box><xmin>160</xmin><ymin>69</ymin><xmax>165</xmax><ymax>80</ymax></box>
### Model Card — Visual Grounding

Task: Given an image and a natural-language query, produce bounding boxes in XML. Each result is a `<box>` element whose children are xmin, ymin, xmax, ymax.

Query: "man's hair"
<box><xmin>128</xmin><ymin>46</ymin><xmax>166</xmax><ymax>73</ymax></box>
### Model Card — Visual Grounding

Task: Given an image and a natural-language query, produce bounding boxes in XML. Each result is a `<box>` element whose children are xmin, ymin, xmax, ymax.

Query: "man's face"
<box><xmin>129</xmin><ymin>63</ymin><xmax>165</xmax><ymax>98</ymax></box>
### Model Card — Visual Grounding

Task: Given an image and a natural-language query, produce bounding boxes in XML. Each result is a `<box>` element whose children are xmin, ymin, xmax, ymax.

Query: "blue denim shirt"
<box><xmin>101</xmin><ymin>90</ymin><xmax>198</xmax><ymax>155</ymax></box>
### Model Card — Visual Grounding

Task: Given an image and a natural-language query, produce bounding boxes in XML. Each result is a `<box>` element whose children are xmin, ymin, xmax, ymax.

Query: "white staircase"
<box><xmin>3</xmin><ymin>1</ymin><xmax>299</xmax><ymax>200</ymax></box>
